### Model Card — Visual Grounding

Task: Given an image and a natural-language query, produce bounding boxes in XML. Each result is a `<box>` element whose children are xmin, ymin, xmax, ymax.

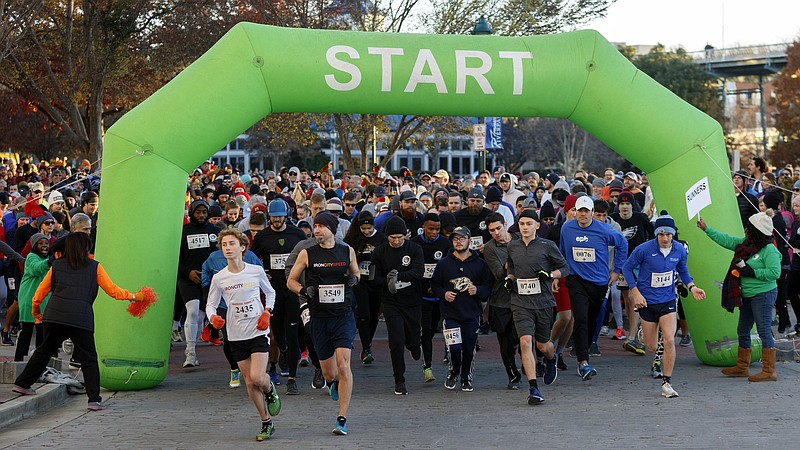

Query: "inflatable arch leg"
<box><xmin>95</xmin><ymin>23</ymin><xmax>748</xmax><ymax>390</ymax></box>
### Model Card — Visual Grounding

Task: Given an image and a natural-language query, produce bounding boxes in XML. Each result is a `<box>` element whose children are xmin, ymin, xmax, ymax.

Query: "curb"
<box><xmin>0</xmin><ymin>383</ymin><xmax>70</xmax><ymax>429</ymax></box>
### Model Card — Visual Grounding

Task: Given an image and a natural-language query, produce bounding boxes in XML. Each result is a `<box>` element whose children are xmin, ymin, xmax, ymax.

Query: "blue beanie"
<box><xmin>653</xmin><ymin>210</ymin><xmax>676</xmax><ymax>235</ymax></box>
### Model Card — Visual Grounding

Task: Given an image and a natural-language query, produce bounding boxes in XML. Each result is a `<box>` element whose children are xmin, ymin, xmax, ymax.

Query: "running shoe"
<box><xmin>361</xmin><ymin>349</ymin><xmax>374</xmax><ymax>365</ymax></box>
<box><xmin>507</xmin><ymin>372</ymin><xmax>521</xmax><ymax>390</ymax></box>
<box><xmin>445</xmin><ymin>371</ymin><xmax>458</xmax><ymax>390</ymax></box>
<box><xmin>171</xmin><ymin>328</ymin><xmax>183</xmax><ymax>342</ymax></box>
<box><xmin>268</xmin><ymin>368</ymin><xmax>281</xmax><ymax>386</ymax></box>
<box><xmin>182</xmin><ymin>354</ymin><xmax>199</xmax><ymax>368</ymax></box>
<box><xmin>201</xmin><ymin>326</ymin><xmax>211</xmax><ymax>343</ymax></box>
<box><xmin>589</xmin><ymin>342</ymin><xmax>601</xmax><ymax>357</ymax></box>
<box><xmin>12</xmin><ymin>385</ymin><xmax>36</xmax><ymax>396</ymax></box>
<box><xmin>544</xmin><ymin>356</ymin><xmax>558</xmax><ymax>385</ymax></box>
<box><xmin>257</xmin><ymin>421</ymin><xmax>275</xmax><ymax>441</ymax></box>
<box><xmin>9</xmin><ymin>325</ymin><xmax>20</xmax><ymax>337</ymax></box>
<box><xmin>461</xmin><ymin>379</ymin><xmax>473</xmax><ymax>392</ymax></box>
<box><xmin>312</xmin><ymin>368</ymin><xmax>326</xmax><ymax>389</ymax></box>
<box><xmin>578</xmin><ymin>363</ymin><xmax>597</xmax><ymax>381</ymax></box>
<box><xmin>299</xmin><ymin>350</ymin><xmax>310</xmax><ymax>367</ymax></box>
<box><xmin>264</xmin><ymin>381</ymin><xmax>281</xmax><ymax>416</ymax></box>
<box><xmin>661</xmin><ymin>381</ymin><xmax>679</xmax><ymax>398</ymax></box>
<box><xmin>613</xmin><ymin>327</ymin><xmax>627</xmax><ymax>340</ymax></box>
<box><xmin>623</xmin><ymin>340</ymin><xmax>646</xmax><ymax>355</ymax></box>
<box><xmin>394</xmin><ymin>381</ymin><xmax>408</xmax><ymax>395</ymax></box>
<box><xmin>209</xmin><ymin>337</ymin><xmax>223</xmax><ymax>346</ymax></box>
<box><xmin>599</xmin><ymin>326</ymin><xmax>610</xmax><ymax>336</ymax></box>
<box><xmin>286</xmin><ymin>378</ymin><xmax>299</xmax><ymax>395</ymax></box>
<box><xmin>1</xmin><ymin>331</ymin><xmax>13</xmax><ymax>346</ymax></box>
<box><xmin>443</xmin><ymin>348</ymin><xmax>450</xmax><ymax>364</ymax></box>
<box><xmin>329</xmin><ymin>379</ymin><xmax>339</xmax><ymax>401</ymax></box>
<box><xmin>87</xmin><ymin>402</ymin><xmax>105</xmax><ymax>411</ymax></box>
<box><xmin>424</xmin><ymin>367</ymin><xmax>436</xmax><ymax>383</ymax></box>
<box><xmin>651</xmin><ymin>361</ymin><xmax>663</xmax><ymax>379</ymax></box>
<box><xmin>229</xmin><ymin>369</ymin><xmax>241</xmax><ymax>388</ymax></box>
<box><xmin>333</xmin><ymin>416</ymin><xmax>348</xmax><ymax>436</ymax></box>
<box><xmin>556</xmin><ymin>353</ymin><xmax>568</xmax><ymax>371</ymax></box>
<box><xmin>279</xmin><ymin>352</ymin><xmax>289</xmax><ymax>376</ymax></box>
<box><xmin>527</xmin><ymin>386</ymin><xmax>544</xmax><ymax>405</ymax></box>
<box><xmin>679</xmin><ymin>335</ymin><xmax>692</xmax><ymax>347</ymax></box>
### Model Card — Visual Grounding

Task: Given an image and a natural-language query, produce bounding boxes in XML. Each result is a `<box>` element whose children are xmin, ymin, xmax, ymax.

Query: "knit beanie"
<box><xmin>314</xmin><ymin>211</ymin><xmax>339</xmax><ymax>235</ymax></box>
<box><xmin>439</xmin><ymin>212</ymin><xmax>457</xmax><ymax>231</ymax></box>
<box><xmin>357</xmin><ymin>210</ymin><xmax>374</xmax><ymax>226</ymax></box>
<box><xmin>653</xmin><ymin>210</ymin><xmax>677</xmax><ymax>235</ymax></box>
<box><xmin>385</xmin><ymin>215</ymin><xmax>408</xmax><ymax>236</ymax></box>
<box><xmin>29</xmin><ymin>232</ymin><xmax>47</xmax><ymax>249</ymax></box>
<box><xmin>748</xmin><ymin>212</ymin><xmax>773</xmax><ymax>236</ymax></box>
<box><xmin>519</xmin><ymin>209</ymin><xmax>539</xmax><ymax>222</ymax></box>
<box><xmin>617</xmin><ymin>190</ymin><xmax>635</xmax><ymax>205</ymax></box>
<box><xmin>762</xmin><ymin>190</ymin><xmax>783</xmax><ymax>210</ymax></box>
<box><xmin>486</xmin><ymin>186</ymin><xmax>503</xmax><ymax>203</ymax></box>
<box><xmin>539</xmin><ymin>201</ymin><xmax>556</xmax><ymax>219</ymax></box>
<box><xmin>564</xmin><ymin>195</ymin><xmax>578</xmax><ymax>212</ymax></box>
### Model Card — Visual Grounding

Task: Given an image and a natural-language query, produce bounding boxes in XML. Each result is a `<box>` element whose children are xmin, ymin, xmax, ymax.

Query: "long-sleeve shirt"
<box><xmin>201</xmin><ymin>249</ymin><xmax>263</xmax><ymax>309</ymax></box>
<box><xmin>206</xmin><ymin>263</ymin><xmax>276</xmax><ymax>341</ymax></box>
<box><xmin>372</xmin><ymin>240</ymin><xmax>425</xmax><ymax>307</ymax></box>
<box><xmin>622</xmin><ymin>239</ymin><xmax>693</xmax><ymax>305</ymax></box>
<box><xmin>507</xmin><ymin>237</ymin><xmax>569</xmax><ymax>309</ymax></box>
<box><xmin>430</xmin><ymin>250</ymin><xmax>492</xmax><ymax>321</ymax></box>
<box><xmin>560</xmin><ymin>219</ymin><xmax>627</xmax><ymax>285</ymax></box>
<box><xmin>704</xmin><ymin>226</ymin><xmax>781</xmax><ymax>297</ymax></box>
<box><xmin>483</xmin><ymin>238</ymin><xmax>512</xmax><ymax>309</ymax></box>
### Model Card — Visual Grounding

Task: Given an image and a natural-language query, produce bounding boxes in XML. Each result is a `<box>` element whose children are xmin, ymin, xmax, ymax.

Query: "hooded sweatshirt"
<box><xmin>430</xmin><ymin>249</ymin><xmax>492</xmax><ymax>321</ymax></box>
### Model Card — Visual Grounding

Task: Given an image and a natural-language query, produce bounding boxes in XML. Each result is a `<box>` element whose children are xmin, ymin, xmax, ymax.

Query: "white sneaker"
<box><xmin>661</xmin><ymin>382</ymin><xmax>679</xmax><ymax>398</ymax></box>
<box><xmin>599</xmin><ymin>326</ymin><xmax>610</xmax><ymax>336</ymax></box>
<box><xmin>183</xmin><ymin>354</ymin><xmax>199</xmax><ymax>368</ymax></box>
<box><xmin>172</xmin><ymin>328</ymin><xmax>183</xmax><ymax>342</ymax></box>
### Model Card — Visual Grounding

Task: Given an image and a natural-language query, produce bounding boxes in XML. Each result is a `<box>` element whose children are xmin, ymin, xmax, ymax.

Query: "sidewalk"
<box><xmin>2</xmin><ymin>323</ymin><xmax>799</xmax><ymax>448</ymax></box>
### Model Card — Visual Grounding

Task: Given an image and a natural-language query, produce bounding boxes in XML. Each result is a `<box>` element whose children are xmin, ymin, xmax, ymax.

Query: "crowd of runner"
<box><xmin>0</xmin><ymin>155</ymin><xmax>795</xmax><ymax>440</ymax></box>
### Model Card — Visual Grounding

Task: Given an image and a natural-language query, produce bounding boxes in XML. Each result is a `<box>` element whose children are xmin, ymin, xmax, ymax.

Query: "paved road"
<box><xmin>2</xmin><ymin>324</ymin><xmax>799</xmax><ymax>449</ymax></box>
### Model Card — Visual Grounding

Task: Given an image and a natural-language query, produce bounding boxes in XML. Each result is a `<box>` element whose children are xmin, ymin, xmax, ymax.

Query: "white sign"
<box><xmin>473</xmin><ymin>123</ymin><xmax>486</xmax><ymax>151</ymax></box>
<box><xmin>685</xmin><ymin>177</ymin><xmax>712</xmax><ymax>220</ymax></box>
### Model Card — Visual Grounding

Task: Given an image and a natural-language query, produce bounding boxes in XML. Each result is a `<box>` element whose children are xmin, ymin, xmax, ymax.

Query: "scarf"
<box><xmin>720</xmin><ymin>242</ymin><xmax>761</xmax><ymax>312</ymax></box>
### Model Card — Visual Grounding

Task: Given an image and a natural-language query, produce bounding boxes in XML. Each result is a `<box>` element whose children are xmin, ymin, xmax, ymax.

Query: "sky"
<box><xmin>583</xmin><ymin>0</ymin><xmax>800</xmax><ymax>53</ymax></box>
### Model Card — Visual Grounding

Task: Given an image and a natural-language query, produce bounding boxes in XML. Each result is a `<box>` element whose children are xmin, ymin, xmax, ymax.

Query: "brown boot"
<box><xmin>748</xmin><ymin>348</ymin><xmax>777</xmax><ymax>382</ymax></box>
<box><xmin>721</xmin><ymin>347</ymin><xmax>751</xmax><ymax>377</ymax></box>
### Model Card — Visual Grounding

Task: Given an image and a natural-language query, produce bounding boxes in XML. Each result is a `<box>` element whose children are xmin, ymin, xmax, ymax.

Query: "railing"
<box><xmin>688</xmin><ymin>43</ymin><xmax>789</xmax><ymax>63</ymax></box>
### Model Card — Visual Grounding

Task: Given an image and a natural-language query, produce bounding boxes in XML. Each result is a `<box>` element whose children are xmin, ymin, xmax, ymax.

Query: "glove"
<box><xmin>677</xmin><ymin>282</ymin><xmax>688</xmax><ymax>298</ymax></box>
<box><xmin>536</xmin><ymin>270</ymin><xmax>552</xmax><ymax>282</ymax></box>
<box><xmin>304</xmin><ymin>286</ymin><xmax>318</xmax><ymax>300</ymax></box>
<box><xmin>210</xmin><ymin>314</ymin><xmax>225</xmax><ymax>329</ymax></box>
<box><xmin>738</xmin><ymin>264</ymin><xmax>755</xmax><ymax>278</ymax></box>
<box><xmin>47</xmin><ymin>255</ymin><xmax>55</xmax><ymax>266</ymax></box>
<box><xmin>256</xmin><ymin>310</ymin><xmax>272</xmax><ymax>331</ymax></box>
<box><xmin>344</xmin><ymin>273</ymin><xmax>359</xmax><ymax>287</ymax></box>
<box><xmin>300</xmin><ymin>302</ymin><xmax>312</xmax><ymax>336</ymax></box>
<box><xmin>387</xmin><ymin>269</ymin><xmax>399</xmax><ymax>294</ymax></box>
<box><xmin>503</xmin><ymin>277</ymin><xmax>515</xmax><ymax>293</ymax></box>
<box><xmin>133</xmin><ymin>291</ymin><xmax>148</xmax><ymax>302</ymax></box>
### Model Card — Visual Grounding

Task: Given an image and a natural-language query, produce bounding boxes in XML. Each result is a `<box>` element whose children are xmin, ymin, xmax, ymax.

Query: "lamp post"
<box><xmin>472</xmin><ymin>16</ymin><xmax>493</xmax><ymax>173</ymax></box>
<box><xmin>330</xmin><ymin>129</ymin><xmax>338</xmax><ymax>171</ymax></box>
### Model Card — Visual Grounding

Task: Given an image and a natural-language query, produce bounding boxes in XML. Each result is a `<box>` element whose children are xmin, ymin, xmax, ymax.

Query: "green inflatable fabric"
<box><xmin>95</xmin><ymin>23</ymin><xmax>749</xmax><ymax>390</ymax></box>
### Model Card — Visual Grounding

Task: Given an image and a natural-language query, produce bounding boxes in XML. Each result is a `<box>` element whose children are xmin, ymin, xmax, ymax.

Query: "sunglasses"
<box><xmin>43</xmin><ymin>221</ymin><xmax>55</xmax><ymax>225</ymax></box>
<box><xmin>345</xmin><ymin>203</ymin><xmax>356</xmax><ymax>207</ymax></box>
<box><xmin>289</xmin><ymin>172</ymin><xmax>297</xmax><ymax>176</ymax></box>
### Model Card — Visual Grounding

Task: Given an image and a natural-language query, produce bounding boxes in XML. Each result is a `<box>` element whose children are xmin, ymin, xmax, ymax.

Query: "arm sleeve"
<box><xmin>370</xmin><ymin>245</ymin><xmax>388</xmax><ymax>285</ymax></box>
<box><xmin>484</xmin><ymin>244</ymin><xmax>508</xmax><ymax>280</ymax></box>
<box><xmin>475</xmin><ymin>261</ymin><xmax>493</xmax><ymax>301</ymax></box>
<box><xmin>201</xmin><ymin>258</ymin><xmax>213</xmax><ymax>288</ymax></box>
<box><xmin>397</xmin><ymin>245</ymin><xmax>424</xmax><ymax>282</ymax></box>
<box><xmin>32</xmin><ymin>268</ymin><xmax>53</xmax><ymax>303</ymax></box>
<box><xmin>0</xmin><ymin>239</ymin><xmax>24</xmax><ymax>263</ymax></box>
<box><xmin>260</xmin><ymin>270</ymin><xmax>276</xmax><ymax>311</ymax></box>
<box><xmin>612</xmin><ymin>231</ymin><xmax>628</xmax><ymax>274</ymax></box>
<box><xmin>675</xmin><ymin>247</ymin><xmax>694</xmax><ymax>286</ymax></box>
<box><xmin>704</xmin><ymin>227</ymin><xmax>743</xmax><ymax>251</ymax></box>
<box><xmin>547</xmin><ymin>242</ymin><xmax>569</xmax><ymax>277</ymax></box>
<box><xmin>752</xmin><ymin>247</ymin><xmax>782</xmax><ymax>282</ymax></box>
<box><xmin>205</xmin><ymin>277</ymin><xmax>222</xmax><ymax>319</ymax></box>
<box><xmin>25</xmin><ymin>254</ymin><xmax>52</xmax><ymax>277</ymax></box>
<box><xmin>430</xmin><ymin>262</ymin><xmax>446</xmax><ymax>299</ymax></box>
<box><xmin>622</xmin><ymin>246</ymin><xmax>642</xmax><ymax>286</ymax></box>
<box><xmin>96</xmin><ymin>264</ymin><xmax>134</xmax><ymax>300</ymax></box>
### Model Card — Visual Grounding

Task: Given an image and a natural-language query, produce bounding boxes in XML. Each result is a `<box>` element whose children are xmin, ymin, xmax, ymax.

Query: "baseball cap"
<box><xmin>399</xmin><ymin>190</ymin><xmax>417</xmax><ymax>201</ymax></box>
<box><xmin>451</xmin><ymin>226</ymin><xmax>471</xmax><ymax>239</ymax></box>
<box><xmin>624</xmin><ymin>171</ymin><xmax>639</xmax><ymax>182</ymax></box>
<box><xmin>575</xmin><ymin>196</ymin><xmax>594</xmax><ymax>211</ymax></box>
<box><xmin>467</xmin><ymin>187</ymin><xmax>484</xmax><ymax>199</ymax></box>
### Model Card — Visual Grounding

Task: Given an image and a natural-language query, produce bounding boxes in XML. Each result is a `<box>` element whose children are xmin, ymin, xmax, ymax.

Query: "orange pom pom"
<box><xmin>127</xmin><ymin>286</ymin><xmax>158</xmax><ymax>318</ymax></box>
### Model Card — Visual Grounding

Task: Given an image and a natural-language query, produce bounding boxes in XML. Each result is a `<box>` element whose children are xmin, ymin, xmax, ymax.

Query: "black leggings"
<box><xmin>383</xmin><ymin>302</ymin><xmax>421</xmax><ymax>383</ymax></box>
<box><xmin>15</xmin><ymin>322</ymin><xmax>101</xmax><ymax>403</ymax></box>
<box><xmin>14</xmin><ymin>321</ymin><xmax>43</xmax><ymax>362</ymax></box>
<box><xmin>271</xmin><ymin>289</ymin><xmax>301</xmax><ymax>378</ymax></box>
<box><xmin>786</xmin><ymin>269</ymin><xmax>800</xmax><ymax>329</ymax></box>
<box><xmin>775</xmin><ymin>269</ymin><xmax>790</xmax><ymax>329</ymax></box>
<box><xmin>420</xmin><ymin>300</ymin><xmax>441</xmax><ymax>369</ymax></box>
<box><xmin>355</xmin><ymin>283</ymin><xmax>382</xmax><ymax>352</ymax></box>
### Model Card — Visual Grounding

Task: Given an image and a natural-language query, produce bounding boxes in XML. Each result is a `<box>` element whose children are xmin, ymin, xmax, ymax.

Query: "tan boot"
<box><xmin>721</xmin><ymin>347</ymin><xmax>751</xmax><ymax>377</ymax></box>
<box><xmin>748</xmin><ymin>348</ymin><xmax>777</xmax><ymax>382</ymax></box>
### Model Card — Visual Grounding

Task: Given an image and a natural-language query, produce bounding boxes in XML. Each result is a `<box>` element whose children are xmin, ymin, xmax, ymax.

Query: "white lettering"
<box><xmin>455</xmin><ymin>50</ymin><xmax>494</xmax><ymax>94</ymax></box>
<box><xmin>404</xmin><ymin>49</ymin><xmax>448</xmax><ymax>94</ymax></box>
<box><xmin>368</xmin><ymin>47</ymin><xmax>404</xmax><ymax>92</ymax></box>
<box><xmin>498</xmin><ymin>51</ymin><xmax>532</xmax><ymax>95</ymax></box>
<box><xmin>325</xmin><ymin>46</ymin><xmax>362</xmax><ymax>91</ymax></box>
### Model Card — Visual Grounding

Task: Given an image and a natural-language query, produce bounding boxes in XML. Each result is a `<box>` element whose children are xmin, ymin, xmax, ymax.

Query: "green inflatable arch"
<box><xmin>95</xmin><ymin>23</ymin><xmax>749</xmax><ymax>390</ymax></box>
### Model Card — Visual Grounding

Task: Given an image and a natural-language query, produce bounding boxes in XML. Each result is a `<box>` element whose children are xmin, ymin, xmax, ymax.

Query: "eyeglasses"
<box><xmin>43</xmin><ymin>221</ymin><xmax>55</xmax><ymax>225</ymax></box>
<box><xmin>452</xmin><ymin>236</ymin><xmax>468</xmax><ymax>242</ymax></box>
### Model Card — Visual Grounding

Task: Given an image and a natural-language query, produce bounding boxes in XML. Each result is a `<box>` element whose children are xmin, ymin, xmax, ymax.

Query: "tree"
<box><xmin>771</xmin><ymin>41</ymin><xmax>800</xmax><ymax>168</ymax></box>
<box><xmin>245</xmin><ymin>113</ymin><xmax>323</xmax><ymax>171</ymax></box>
<box><xmin>0</xmin><ymin>0</ymin><xmax>44</xmax><ymax>61</ymax></box>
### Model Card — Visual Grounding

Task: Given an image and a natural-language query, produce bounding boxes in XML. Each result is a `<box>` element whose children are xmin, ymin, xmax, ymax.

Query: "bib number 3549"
<box><xmin>319</xmin><ymin>284</ymin><xmax>345</xmax><ymax>303</ymax></box>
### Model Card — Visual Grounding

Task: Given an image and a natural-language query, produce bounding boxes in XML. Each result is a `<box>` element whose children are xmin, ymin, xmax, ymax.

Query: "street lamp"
<box><xmin>330</xmin><ymin>129</ymin><xmax>338</xmax><ymax>171</ymax></box>
<box><xmin>472</xmin><ymin>16</ymin><xmax>493</xmax><ymax>173</ymax></box>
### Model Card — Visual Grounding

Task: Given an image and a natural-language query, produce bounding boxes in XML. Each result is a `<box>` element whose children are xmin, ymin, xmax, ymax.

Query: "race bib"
<box><xmin>516</xmin><ymin>278</ymin><xmax>542</xmax><ymax>295</ymax></box>
<box><xmin>443</xmin><ymin>327</ymin><xmax>462</xmax><ymax>346</ymax></box>
<box><xmin>469</xmin><ymin>236</ymin><xmax>484</xmax><ymax>250</ymax></box>
<box><xmin>269</xmin><ymin>253</ymin><xmax>289</xmax><ymax>270</ymax></box>
<box><xmin>319</xmin><ymin>284</ymin><xmax>345</xmax><ymax>303</ymax></box>
<box><xmin>651</xmin><ymin>271</ymin><xmax>673</xmax><ymax>288</ymax></box>
<box><xmin>616</xmin><ymin>273</ymin><xmax>628</xmax><ymax>288</ymax></box>
<box><xmin>187</xmin><ymin>234</ymin><xmax>210</xmax><ymax>250</ymax></box>
<box><xmin>423</xmin><ymin>263</ymin><xmax>436</xmax><ymax>279</ymax></box>
<box><xmin>358</xmin><ymin>261</ymin><xmax>372</xmax><ymax>276</ymax></box>
<box><xmin>232</xmin><ymin>298</ymin><xmax>257</xmax><ymax>320</ymax></box>
<box><xmin>7</xmin><ymin>277</ymin><xmax>14</xmax><ymax>290</ymax></box>
<box><xmin>572</xmin><ymin>247</ymin><xmax>596</xmax><ymax>262</ymax></box>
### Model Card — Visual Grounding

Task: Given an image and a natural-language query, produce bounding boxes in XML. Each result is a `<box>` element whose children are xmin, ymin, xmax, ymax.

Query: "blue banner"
<box><xmin>485</xmin><ymin>117</ymin><xmax>503</xmax><ymax>149</ymax></box>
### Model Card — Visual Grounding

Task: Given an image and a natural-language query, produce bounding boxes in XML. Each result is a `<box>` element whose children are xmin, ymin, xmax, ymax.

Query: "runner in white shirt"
<box><xmin>206</xmin><ymin>227</ymin><xmax>281</xmax><ymax>442</ymax></box>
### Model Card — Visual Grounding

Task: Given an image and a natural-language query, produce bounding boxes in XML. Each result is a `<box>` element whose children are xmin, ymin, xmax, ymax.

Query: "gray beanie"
<box><xmin>29</xmin><ymin>232</ymin><xmax>47</xmax><ymax>249</ymax></box>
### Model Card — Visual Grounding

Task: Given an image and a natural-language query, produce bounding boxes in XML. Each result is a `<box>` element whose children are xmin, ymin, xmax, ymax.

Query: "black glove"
<box><xmin>345</xmin><ymin>273</ymin><xmax>359</xmax><ymax>287</ymax></box>
<box><xmin>677</xmin><ymin>282</ymin><xmax>688</xmax><ymax>298</ymax></box>
<box><xmin>304</xmin><ymin>286</ymin><xmax>318</xmax><ymax>300</ymax></box>
<box><xmin>738</xmin><ymin>264</ymin><xmax>755</xmax><ymax>278</ymax></box>
<box><xmin>47</xmin><ymin>255</ymin><xmax>56</xmax><ymax>266</ymax></box>
<box><xmin>536</xmin><ymin>270</ymin><xmax>552</xmax><ymax>282</ymax></box>
<box><xmin>503</xmin><ymin>277</ymin><xmax>515</xmax><ymax>293</ymax></box>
